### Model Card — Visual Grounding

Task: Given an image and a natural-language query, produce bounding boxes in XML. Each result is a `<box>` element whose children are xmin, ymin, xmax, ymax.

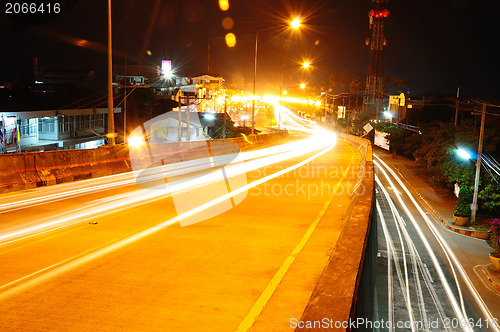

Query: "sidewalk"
<box><xmin>374</xmin><ymin>148</ymin><xmax>500</xmax><ymax>294</ymax></box>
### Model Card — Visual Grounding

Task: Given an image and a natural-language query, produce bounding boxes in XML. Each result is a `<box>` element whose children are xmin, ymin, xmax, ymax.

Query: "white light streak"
<box><xmin>375</xmin><ymin>154</ymin><xmax>499</xmax><ymax>332</ymax></box>
<box><xmin>0</xmin><ymin>131</ymin><xmax>336</xmax><ymax>244</ymax></box>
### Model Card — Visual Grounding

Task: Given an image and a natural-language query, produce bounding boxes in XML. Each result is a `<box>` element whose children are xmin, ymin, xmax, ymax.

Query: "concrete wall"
<box><xmin>0</xmin><ymin>145</ymin><xmax>131</xmax><ymax>194</ymax></box>
<box><xmin>0</xmin><ymin>131</ymin><xmax>288</xmax><ymax>194</ymax></box>
<box><xmin>297</xmin><ymin>134</ymin><xmax>375</xmax><ymax>331</ymax></box>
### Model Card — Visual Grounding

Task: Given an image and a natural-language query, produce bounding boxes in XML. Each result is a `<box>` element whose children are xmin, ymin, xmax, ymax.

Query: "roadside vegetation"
<box><xmin>381</xmin><ymin>119</ymin><xmax>500</xmax><ymax>218</ymax></box>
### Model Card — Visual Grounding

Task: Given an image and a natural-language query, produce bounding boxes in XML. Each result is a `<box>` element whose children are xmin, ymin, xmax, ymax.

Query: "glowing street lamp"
<box><xmin>291</xmin><ymin>18</ymin><xmax>301</xmax><ymax>29</ymax></box>
<box><xmin>300</xmin><ymin>83</ymin><xmax>306</xmax><ymax>89</ymax></box>
<box><xmin>302</xmin><ymin>61</ymin><xmax>310</xmax><ymax>69</ymax></box>
<box><xmin>128</xmin><ymin>135</ymin><xmax>144</xmax><ymax>148</ymax></box>
<box><xmin>252</xmin><ymin>17</ymin><xmax>302</xmax><ymax>134</ymax></box>
<box><xmin>456</xmin><ymin>147</ymin><xmax>481</xmax><ymax>224</ymax></box>
<box><xmin>456</xmin><ymin>148</ymin><xmax>471</xmax><ymax>160</ymax></box>
<box><xmin>161</xmin><ymin>60</ymin><xmax>173</xmax><ymax>78</ymax></box>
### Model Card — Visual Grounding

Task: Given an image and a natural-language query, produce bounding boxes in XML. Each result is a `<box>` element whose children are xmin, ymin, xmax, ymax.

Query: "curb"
<box><xmin>442</xmin><ymin>222</ymin><xmax>490</xmax><ymax>240</ymax></box>
<box><xmin>391</xmin><ymin>166</ymin><xmax>490</xmax><ymax>241</ymax></box>
<box><xmin>479</xmin><ymin>265</ymin><xmax>500</xmax><ymax>294</ymax></box>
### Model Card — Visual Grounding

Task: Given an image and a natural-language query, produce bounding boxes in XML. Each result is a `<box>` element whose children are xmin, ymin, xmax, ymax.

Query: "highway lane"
<box><xmin>374</xmin><ymin>154</ymin><xmax>500</xmax><ymax>332</ymax></box>
<box><xmin>0</xmin><ymin>130</ymin><xmax>330</xmax><ymax>242</ymax></box>
<box><xmin>0</xmin><ymin>130</ymin><xmax>362</xmax><ymax>331</ymax></box>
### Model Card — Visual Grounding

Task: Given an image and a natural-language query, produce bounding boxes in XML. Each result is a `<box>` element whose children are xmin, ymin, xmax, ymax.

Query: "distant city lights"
<box><xmin>229</xmin><ymin>94</ymin><xmax>322</xmax><ymax>108</ymax></box>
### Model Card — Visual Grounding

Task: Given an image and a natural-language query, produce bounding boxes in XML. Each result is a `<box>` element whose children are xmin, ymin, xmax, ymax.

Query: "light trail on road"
<box><xmin>376</xmin><ymin>179</ymin><xmax>451</xmax><ymax>331</ymax></box>
<box><xmin>0</xmin><ymin>110</ymin><xmax>345</xmax><ymax>330</ymax></box>
<box><xmin>375</xmin><ymin>153</ymin><xmax>500</xmax><ymax>332</ymax></box>
<box><xmin>0</xmin><ymin>129</ymin><xmax>336</xmax><ymax>245</ymax></box>
<box><xmin>0</xmin><ymin>133</ymin><xmax>337</xmax><ymax>303</ymax></box>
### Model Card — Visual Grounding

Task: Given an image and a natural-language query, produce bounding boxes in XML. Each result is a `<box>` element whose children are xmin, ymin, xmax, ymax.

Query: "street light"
<box><xmin>291</xmin><ymin>18</ymin><xmax>301</xmax><ymax>29</ymax></box>
<box><xmin>456</xmin><ymin>147</ymin><xmax>481</xmax><ymax>224</ymax></box>
<box><xmin>252</xmin><ymin>18</ymin><xmax>302</xmax><ymax>134</ymax></box>
<box><xmin>455</xmin><ymin>103</ymin><xmax>486</xmax><ymax>224</ymax></box>
<box><xmin>302</xmin><ymin>61</ymin><xmax>310</xmax><ymax>69</ymax></box>
<box><xmin>300</xmin><ymin>83</ymin><xmax>306</xmax><ymax>89</ymax></box>
<box><xmin>128</xmin><ymin>135</ymin><xmax>144</xmax><ymax>148</ymax></box>
<box><xmin>457</xmin><ymin>148</ymin><xmax>471</xmax><ymax>160</ymax></box>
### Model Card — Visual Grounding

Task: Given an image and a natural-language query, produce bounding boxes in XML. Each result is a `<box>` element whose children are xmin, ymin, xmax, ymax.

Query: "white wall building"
<box><xmin>0</xmin><ymin>108</ymin><xmax>121</xmax><ymax>153</ymax></box>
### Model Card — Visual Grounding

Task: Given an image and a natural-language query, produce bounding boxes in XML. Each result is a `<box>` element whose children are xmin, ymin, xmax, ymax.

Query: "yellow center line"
<box><xmin>236</xmin><ymin>141</ymin><xmax>356</xmax><ymax>332</ymax></box>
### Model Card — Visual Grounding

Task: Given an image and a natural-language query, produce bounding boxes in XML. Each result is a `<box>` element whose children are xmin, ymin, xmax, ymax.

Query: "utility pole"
<box><xmin>471</xmin><ymin>103</ymin><xmax>486</xmax><ymax>224</ymax></box>
<box><xmin>252</xmin><ymin>31</ymin><xmax>258</xmax><ymax>135</ymax></box>
<box><xmin>123</xmin><ymin>52</ymin><xmax>127</xmax><ymax>143</ymax></box>
<box><xmin>178</xmin><ymin>98</ymin><xmax>182</xmax><ymax>142</ymax></box>
<box><xmin>223</xmin><ymin>96</ymin><xmax>227</xmax><ymax>139</ymax></box>
<box><xmin>107</xmin><ymin>0</ymin><xmax>115</xmax><ymax>145</ymax></box>
<box><xmin>186</xmin><ymin>95</ymin><xmax>190</xmax><ymax>141</ymax></box>
<box><xmin>454</xmin><ymin>87</ymin><xmax>460</xmax><ymax>127</ymax></box>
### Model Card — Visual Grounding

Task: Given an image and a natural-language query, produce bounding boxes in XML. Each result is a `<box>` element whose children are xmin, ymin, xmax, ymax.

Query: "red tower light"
<box><xmin>370</xmin><ymin>9</ymin><xmax>389</xmax><ymax>18</ymax></box>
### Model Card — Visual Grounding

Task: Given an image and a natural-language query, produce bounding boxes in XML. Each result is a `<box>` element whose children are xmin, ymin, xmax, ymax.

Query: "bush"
<box><xmin>454</xmin><ymin>186</ymin><xmax>472</xmax><ymax>217</ymax></box>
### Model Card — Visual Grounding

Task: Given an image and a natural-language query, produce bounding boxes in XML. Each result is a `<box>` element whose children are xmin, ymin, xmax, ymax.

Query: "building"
<box><xmin>191</xmin><ymin>75</ymin><xmax>225</xmax><ymax>112</ymax></box>
<box><xmin>0</xmin><ymin>108</ymin><xmax>121</xmax><ymax>154</ymax></box>
<box><xmin>142</xmin><ymin>108</ymin><xmax>231</xmax><ymax>143</ymax></box>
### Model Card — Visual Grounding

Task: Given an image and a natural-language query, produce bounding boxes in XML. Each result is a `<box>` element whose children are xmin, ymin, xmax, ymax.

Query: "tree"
<box><xmin>400</xmin><ymin>76</ymin><xmax>410</xmax><ymax>93</ymax></box>
<box><xmin>329</xmin><ymin>74</ymin><xmax>338</xmax><ymax>93</ymax></box>
<box><xmin>406</xmin><ymin>118</ymin><xmax>500</xmax><ymax>214</ymax></box>
<box><xmin>454</xmin><ymin>186</ymin><xmax>472</xmax><ymax>217</ymax></box>
<box><xmin>349</xmin><ymin>76</ymin><xmax>364</xmax><ymax>111</ymax></box>
<box><xmin>338</xmin><ymin>74</ymin><xmax>349</xmax><ymax>92</ymax></box>
<box><xmin>390</xmin><ymin>76</ymin><xmax>401</xmax><ymax>93</ymax></box>
<box><xmin>479</xmin><ymin>182</ymin><xmax>500</xmax><ymax>213</ymax></box>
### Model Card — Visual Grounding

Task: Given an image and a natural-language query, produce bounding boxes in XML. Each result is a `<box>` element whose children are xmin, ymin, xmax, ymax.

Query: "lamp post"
<box><xmin>252</xmin><ymin>18</ymin><xmax>301</xmax><ymax>135</ymax></box>
<box><xmin>107</xmin><ymin>0</ymin><xmax>115</xmax><ymax>145</ymax></box>
<box><xmin>455</xmin><ymin>103</ymin><xmax>486</xmax><ymax>224</ymax></box>
<box><xmin>472</xmin><ymin>103</ymin><xmax>486</xmax><ymax>224</ymax></box>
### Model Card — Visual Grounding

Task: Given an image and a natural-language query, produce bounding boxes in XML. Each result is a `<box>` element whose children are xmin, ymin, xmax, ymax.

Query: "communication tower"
<box><xmin>363</xmin><ymin>0</ymin><xmax>389</xmax><ymax>119</ymax></box>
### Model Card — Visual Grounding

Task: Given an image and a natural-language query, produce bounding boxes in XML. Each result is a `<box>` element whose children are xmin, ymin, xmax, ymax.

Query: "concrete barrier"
<box><xmin>0</xmin><ymin>131</ymin><xmax>289</xmax><ymax>194</ymax></box>
<box><xmin>298</xmin><ymin>134</ymin><xmax>375</xmax><ymax>331</ymax></box>
<box><xmin>0</xmin><ymin>153</ymin><xmax>39</xmax><ymax>193</ymax></box>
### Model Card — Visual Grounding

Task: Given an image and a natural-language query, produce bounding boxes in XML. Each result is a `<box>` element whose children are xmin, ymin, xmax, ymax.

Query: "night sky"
<box><xmin>1</xmin><ymin>0</ymin><xmax>499</xmax><ymax>97</ymax></box>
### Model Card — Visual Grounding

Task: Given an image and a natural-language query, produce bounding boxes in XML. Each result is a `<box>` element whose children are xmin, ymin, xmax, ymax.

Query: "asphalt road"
<box><xmin>374</xmin><ymin>154</ymin><xmax>500</xmax><ymax>332</ymax></box>
<box><xmin>0</xmin><ymin>131</ymin><xmax>361</xmax><ymax>331</ymax></box>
